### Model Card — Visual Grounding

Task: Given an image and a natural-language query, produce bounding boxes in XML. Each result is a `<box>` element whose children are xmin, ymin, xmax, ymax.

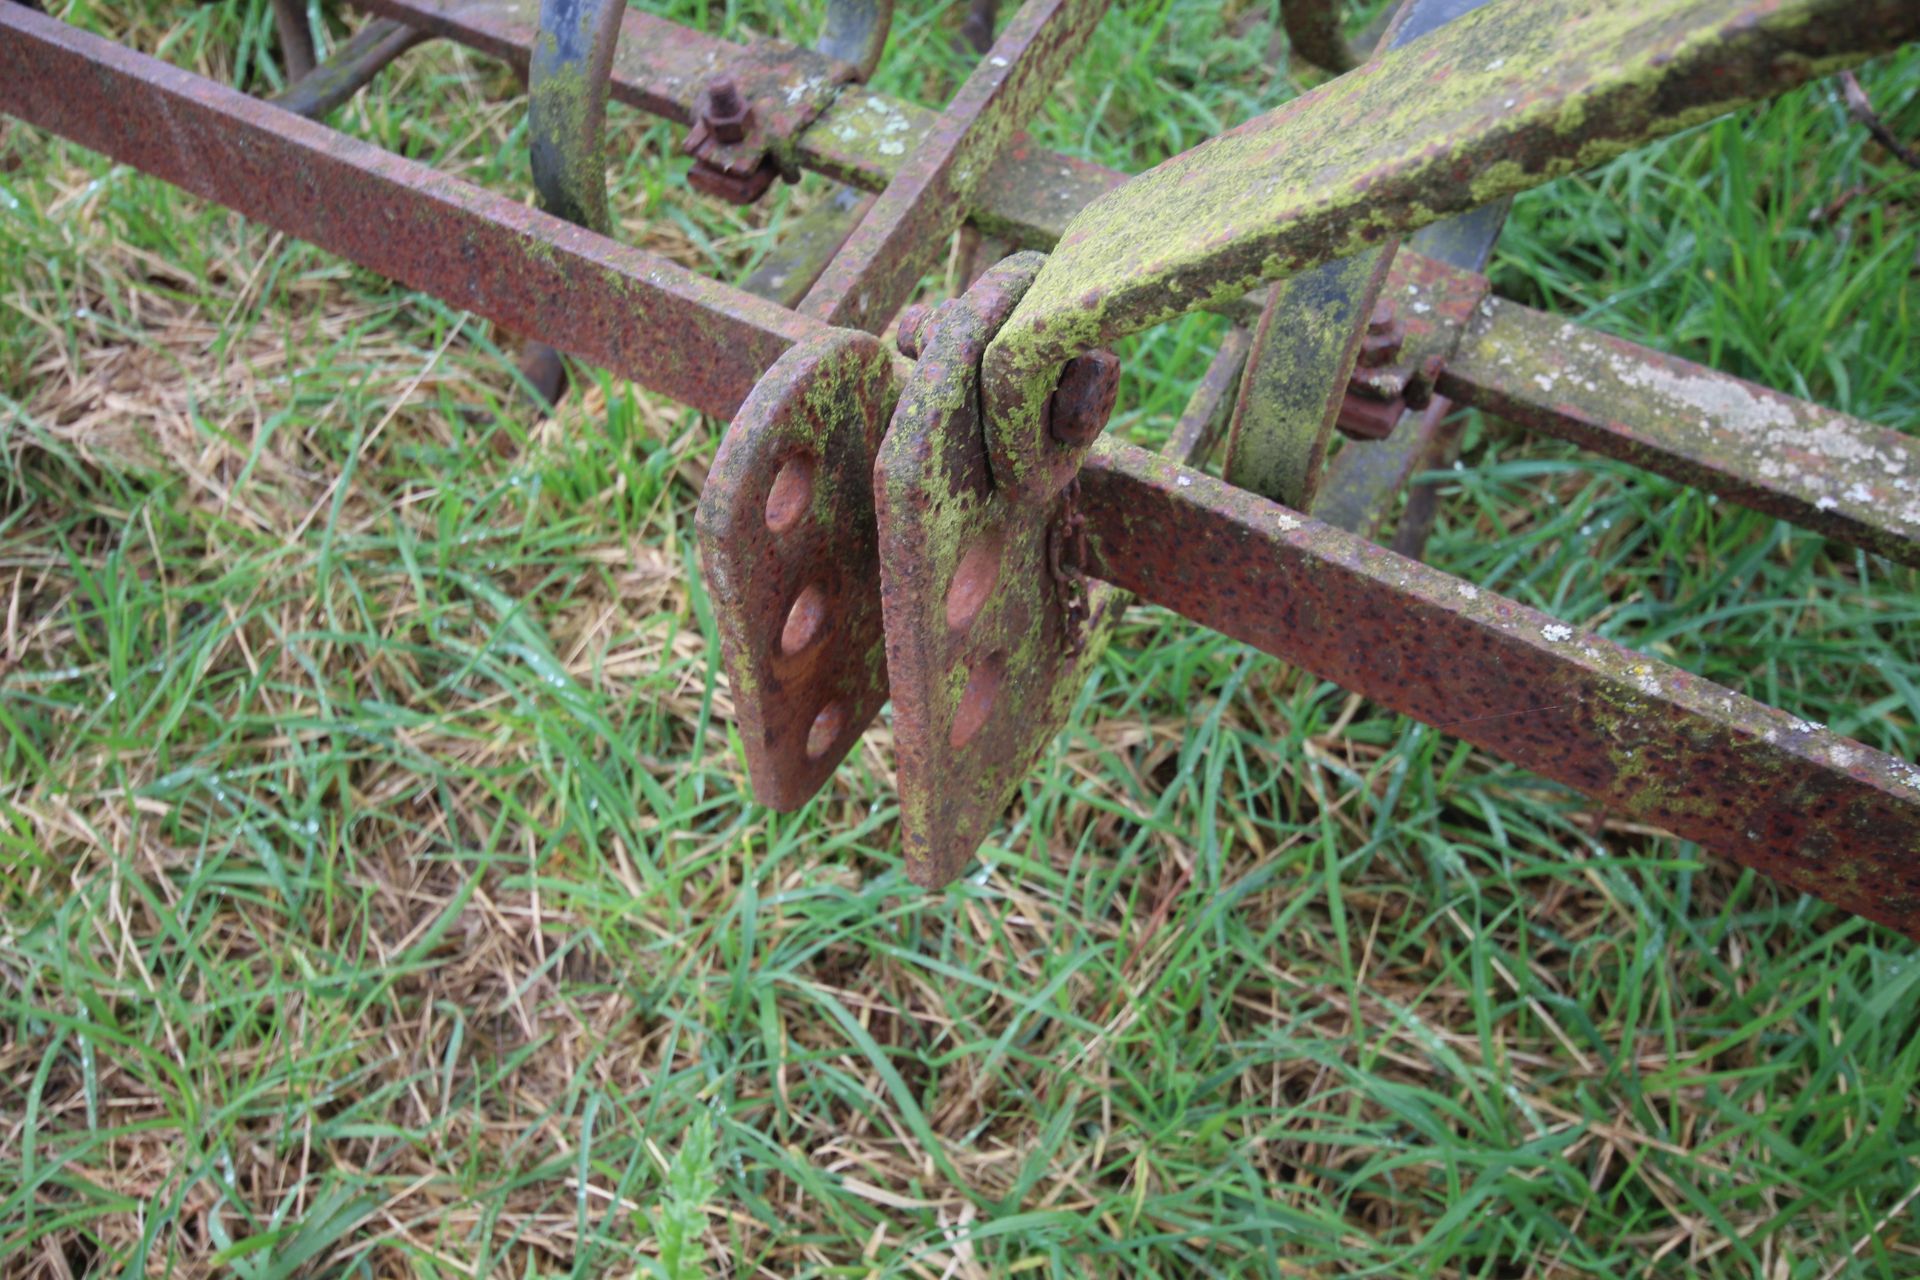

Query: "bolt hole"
<box><xmin>949</xmin><ymin>651</ymin><xmax>1006</xmax><ymax>749</ymax></box>
<box><xmin>806</xmin><ymin>700</ymin><xmax>847</xmax><ymax>760</ymax></box>
<box><xmin>765</xmin><ymin>454</ymin><xmax>814</xmax><ymax>533</ymax></box>
<box><xmin>781</xmin><ymin>582</ymin><xmax>829</xmax><ymax>655</ymax></box>
<box><xmin>945</xmin><ymin>529</ymin><xmax>1004</xmax><ymax>633</ymax></box>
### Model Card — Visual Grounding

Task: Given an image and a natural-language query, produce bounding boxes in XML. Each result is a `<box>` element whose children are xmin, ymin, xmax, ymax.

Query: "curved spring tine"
<box><xmin>528</xmin><ymin>0</ymin><xmax>623</xmax><ymax>236</ymax></box>
<box><xmin>1224</xmin><ymin>0</ymin><xmax>1498</xmax><ymax>513</ymax></box>
<box><xmin>521</xmin><ymin>0</ymin><xmax>624</xmax><ymax>408</ymax></box>
<box><xmin>817</xmin><ymin>0</ymin><xmax>894</xmax><ymax>81</ymax></box>
<box><xmin>272</xmin><ymin>17</ymin><xmax>428</xmax><ymax>121</ymax></box>
<box><xmin>272</xmin><ymin>0</ymin><xmax>317</xmax><ymax>80</ymax></box>
<box><xmin>1280</xmin><ymin>0</ymin><xmax>1355</xmax><ymax>73</ymax></box>
<box><xmin>960</xmin><ymin>0</ymin><xmax>997</xmax><ymax>54</ymax></box>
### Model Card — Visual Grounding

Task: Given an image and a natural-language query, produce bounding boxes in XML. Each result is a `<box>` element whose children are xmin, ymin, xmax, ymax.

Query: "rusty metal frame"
<box><xmin>3</xmin><ymin>0</ymin><xmax>1919</xmax><ymax>938</ymax></box>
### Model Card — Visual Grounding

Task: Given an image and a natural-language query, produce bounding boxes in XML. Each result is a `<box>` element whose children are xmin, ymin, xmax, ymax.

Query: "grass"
<box><xmin>2</xmin><ymin>0</ymin><xmax>1918</xmax><ymax>1275</ymax></box>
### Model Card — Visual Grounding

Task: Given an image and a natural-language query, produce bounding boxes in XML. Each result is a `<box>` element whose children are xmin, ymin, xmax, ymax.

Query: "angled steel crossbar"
<box><xmin>2</xmin><ymin>0</ymin><xmax>1918</xmax><ymax>939</ymax></box>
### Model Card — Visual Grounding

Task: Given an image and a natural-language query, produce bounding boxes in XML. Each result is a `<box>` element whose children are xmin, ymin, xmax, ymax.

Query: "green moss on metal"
<box><xmin>1224</xmin><ymin>246</ymin><xmax>1391</xmax><ymax>509</ymax></box>
<box><xmin>983</xmin><ymin>0</ymin><xmax>1919</xmax><ymax>481</ymax></box>
<box><xmin>529</xmin><ymin>34</ymin><xmax>612</xmax><ymax>235</ymax></box>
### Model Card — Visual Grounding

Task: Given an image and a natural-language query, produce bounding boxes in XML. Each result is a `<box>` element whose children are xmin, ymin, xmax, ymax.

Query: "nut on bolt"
<box><xmin>704</xmin><ymin>76</ymin><xmax>753</xmax><ymax>144</ymax></box>
<box><xmin>1356</xmin><ymin>299</ymin><xmax>1404</xmax><ymax>368</ymax></box>
<box><xmin>1047</xmin><ymin>349</ymin><xmax>1121</xmax><ymax>447</ymax></box>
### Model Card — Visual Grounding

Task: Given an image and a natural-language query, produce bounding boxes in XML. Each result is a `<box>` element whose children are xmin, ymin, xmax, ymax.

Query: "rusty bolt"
<box><xmin>896</xmin><ymin>302</ymin><xmax>933</xmax><ymax>358</ymax></box>
<box><xmin>1356</xmin><ymin>301</ymin><xmax>1404</xmax><ymax>368</ymax></box>
<box><xmin>1047</xmin><ymin>349</ymin><xmax>1121</xmax><ymax>447</ymax></box>
<box><xmin>705</xmin><ymin>76</ymin><xmax>752</xmax><ymax>144</ymax></box>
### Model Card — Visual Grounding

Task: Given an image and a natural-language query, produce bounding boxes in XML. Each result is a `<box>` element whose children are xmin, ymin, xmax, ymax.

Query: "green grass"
<box><xmin>3</xmin><ymin>1</ymin><xmax>1918</xmax><ymax>1276</ymax></box>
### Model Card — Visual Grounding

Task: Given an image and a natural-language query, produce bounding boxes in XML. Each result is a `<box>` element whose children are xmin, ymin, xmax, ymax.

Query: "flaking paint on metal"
<box><xmin>1440</xmin><ymin>296</ymin><xmax>1920</xmax><ymax>567</ymax></box>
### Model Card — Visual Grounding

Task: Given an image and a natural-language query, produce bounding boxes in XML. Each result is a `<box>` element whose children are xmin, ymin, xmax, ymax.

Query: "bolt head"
<box><xmin>1367</xmin><ymin>300</ymin><xmax>1397</xmax><ymax>334</ymax></box>
<box><xmin>895</xmin><ymin>302</ymin><xmax>933</xmax><ymax>358</ymax></box>
<box><xmin>1047</xmin><ymin>349</ymin><xmax>1121</xmax><ymax>447</ymax></box>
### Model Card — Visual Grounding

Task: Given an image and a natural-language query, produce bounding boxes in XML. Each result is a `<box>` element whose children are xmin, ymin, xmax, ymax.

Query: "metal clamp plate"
<box><xmin>874</xmin><ymin>253</ymin><xmax>1125</xmax><ymax>887</ymax></box>
<box><xmin>697</xmin><ymin>331</ymin><xmax>898</xmax><ymax>809</ymax></box>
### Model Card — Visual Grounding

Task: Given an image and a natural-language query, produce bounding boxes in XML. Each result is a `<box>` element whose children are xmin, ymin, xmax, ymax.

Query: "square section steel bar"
<box><xmin>1438</xmin><ymin>296</ymin><xmax>1920</xmax><ymax>568</ymax></box>
<box><xmin>1079</xmin><ymin>441</ymin><xmax>1920</xmax><ymax>940</ymax></box>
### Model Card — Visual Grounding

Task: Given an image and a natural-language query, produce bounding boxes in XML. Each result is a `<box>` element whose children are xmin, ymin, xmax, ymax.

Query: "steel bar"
<box><xmin>798</xmin><ymin>0</ymin><xmax>1111</xmax><ymax>332</ymax></box>
<box><xmin>1385</xmin><ymin>410</ymin><xmax>1468</xmax><ymax>559</ymax></box>
<box><xmin>741</xmin><ymin>186</ymin><xmax>876</xmax><ymax>307</ymax></box>
<box><xmin>1438</xmin><ymin>296</ymin><xmax>1920</xmax><ymax>568</ymax></box>
<box><xmin>1314</xmin><ymin>397</ymin><xmax>1454</xmax><ymax>540</ymax></box>
<box><xmin>1167</xmin><ymin>328</ymin><xmax>1254</xmax><ymax>466</ymax></box>
<box><xmin>982</xmin><ymin>0</ymin><xmax>1920</xmax><ymax>492</ymax></box>
<box><xmin>1079</xmin><ymin>440</ymin><xmax>1920</xmax><ymax>940</ymax></box>
<box><xmin>962</xmin><ymin>0</ymin><xmax>1000</xmax><ymax>55</ymax></box>
<box><xmin>0</xmin><ymin>6</ymin><xmax>822</xmax><ymax>419</ymax></box>
<box><xmin>271</xmin><ymin>17</ymin><xmax>430</xmax><ymax>120</ymax></box>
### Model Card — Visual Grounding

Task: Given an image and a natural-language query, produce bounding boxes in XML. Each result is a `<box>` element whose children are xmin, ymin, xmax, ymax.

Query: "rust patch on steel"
<box><xmin>1440</xmin><ymin>296</ymin><xmax>1920</xmax><ymax>568</ymax></box>
<box><xmin>680</xmin><ymin>40</ymin><xmax>857</xmax><ymax>202</ymax></box>
<box><xmin>1347</xmin><ymin>250</ymin><xmax>1490</xmax><ymax>403</ymax></box>
<box><xmin>1080</xmin><ymin>441</ymin><xmax>1920</xmax><ymax>940</ymax></box>
<box><xmin>697</xmin><ymin>332</ymin><xmax>900</xmax><ymax>809</ymax></box>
